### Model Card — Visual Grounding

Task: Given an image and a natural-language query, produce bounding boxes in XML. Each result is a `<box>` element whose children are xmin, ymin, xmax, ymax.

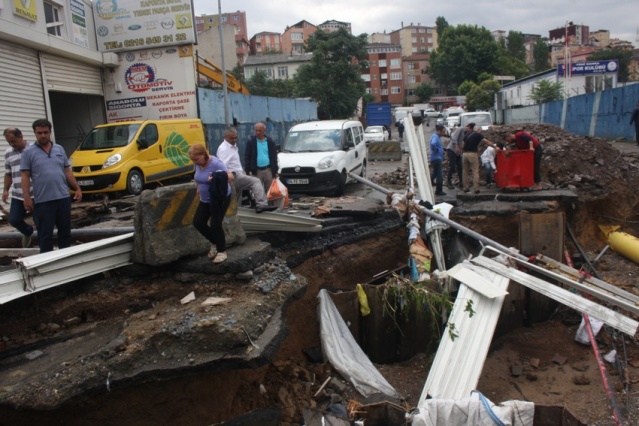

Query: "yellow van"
<box><xmin>70</xmin><ymin>119</ymin><xmax>205</xmax><ymax>195</ymax></box>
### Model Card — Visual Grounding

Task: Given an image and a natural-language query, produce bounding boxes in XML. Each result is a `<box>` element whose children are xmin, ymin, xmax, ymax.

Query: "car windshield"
<box><xmin>282</xmin><ymin>129</ymin><xmax>342</xmax><ymax>153</ymax></box>
<box><xmin>366</xmin><ymin>128</ymin><xmax>382</xmax><ymax>133</ymax></box>
<box><xmin>78</xmin><ymin>124</ymin><xmax>141</xmax><ymax>150</ymax></box>
<box><xmin>461</xmin><ymin>113</ymin><xmax>492</xmax><ymax>127</ymax></box>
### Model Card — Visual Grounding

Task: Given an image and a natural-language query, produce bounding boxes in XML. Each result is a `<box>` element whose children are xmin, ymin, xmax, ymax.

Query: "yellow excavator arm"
<box><xmin>196</xmin><ymin>56</ymin><xmax>250</xmax><ymax>94</ymax></box>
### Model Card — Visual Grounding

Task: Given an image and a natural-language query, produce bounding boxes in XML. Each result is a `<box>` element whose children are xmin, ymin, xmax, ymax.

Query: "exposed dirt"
<box><xmin>1</xmin><ymin>124</ymin><xmax>639</xmax><ymax>425</ymax></box>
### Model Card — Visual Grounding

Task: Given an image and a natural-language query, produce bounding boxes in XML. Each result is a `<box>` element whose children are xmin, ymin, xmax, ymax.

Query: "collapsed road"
<box><xmin>0</xmin><ymin>123</ymin><xmax>638</xmax><ymax>425</ymax></box>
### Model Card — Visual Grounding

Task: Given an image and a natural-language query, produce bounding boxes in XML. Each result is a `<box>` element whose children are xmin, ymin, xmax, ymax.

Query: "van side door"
<box><xmin>343</xmin><ymin>125</ymin><xmax>364</xmax><ymax>176</ymax></box>
<box><xmin>134</xmin><ymin>123</ymin><xmax>164</xmax><ymax>180</ymax></box>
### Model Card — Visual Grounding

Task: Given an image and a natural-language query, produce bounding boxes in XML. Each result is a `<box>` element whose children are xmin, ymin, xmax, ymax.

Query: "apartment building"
<box><xmin>403</xmin><ymin>54</ymin><xmax>433</xmax><ymax>105</ymax></box>
<box><xmin>250</xmin><ymin>32</ymin><xmax>282</xmax><ymax>55</ymax></box>
<box><xmin>197</xmin><ymin>11</ymin><xmax>250</xmax><ymax>64</ymax></box>
<box><xmin>362</xmin><ymin>43</ymin><xmax>403</xmax><ymax>104</ymax></box>
<box><xmin>318</xmin><ymin>20</ymin><xmax>351</xmax><ymax>34</ymax></box>
<box><xmin>281</xmin><ymin>20</ymin><xmax>317</xmax><ymax>55</ymax></box>
<box><xmin>243</xmin><ymin>53</ymin><xmax>313</xmax><ymax>80</ymax></box>
<box><xmin>389</xmin><ymin>24</ymin><xmax>438</xmax><ymax>58</ymax></box>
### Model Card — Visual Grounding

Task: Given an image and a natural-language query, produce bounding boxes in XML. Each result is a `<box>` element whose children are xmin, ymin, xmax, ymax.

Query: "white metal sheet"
<box><xmin>419</xmin><ymin>265</ymin><xmax>510</xmax><ymax>402</ymax></box>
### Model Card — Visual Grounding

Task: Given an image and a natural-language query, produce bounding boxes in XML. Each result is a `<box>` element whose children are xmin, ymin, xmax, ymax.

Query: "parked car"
<box><xmin>459</xmin><ymin>111</ymin><xmax>493</xmax><ymax>131</ymax></box>
<box><xmin>363</xmin><ymin>125</ymin><xmax>389</xmax><ymax>144</ymax></box>
<box><xmin>278</xmin><ymin>120</ymin><xmax>367</xmax><ymax>196</ymax></box>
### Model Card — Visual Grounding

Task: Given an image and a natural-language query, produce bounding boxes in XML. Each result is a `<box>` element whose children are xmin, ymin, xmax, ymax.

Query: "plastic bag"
<box><xmin>267</xmin><ymin>177</ymin><xmax>289</xmax><ymax>208</ymax></box>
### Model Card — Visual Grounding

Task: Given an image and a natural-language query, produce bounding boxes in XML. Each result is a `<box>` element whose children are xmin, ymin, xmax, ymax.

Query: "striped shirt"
<box><xmin>4</xmin><ymin>143</ymin><xmax>33</xmax><ymax>201</ymax></box>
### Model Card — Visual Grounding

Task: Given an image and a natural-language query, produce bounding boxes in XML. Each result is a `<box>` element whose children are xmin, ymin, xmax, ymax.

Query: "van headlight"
<box><xmin>318</xmin><ymin>155</ymin><xmax>335</xmax><ymax>170</ymax></box>
<box><xmin>103</xmin><ymin>153</ymin><xmax>122</xmax><ymax>169</ymax></box>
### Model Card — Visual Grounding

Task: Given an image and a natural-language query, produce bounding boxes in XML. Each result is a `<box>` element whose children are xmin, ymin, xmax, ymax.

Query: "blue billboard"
<box><xmin>558</xmin><ymin>60</ymin><xmax>619</xmax><ymax>76</ymax></box>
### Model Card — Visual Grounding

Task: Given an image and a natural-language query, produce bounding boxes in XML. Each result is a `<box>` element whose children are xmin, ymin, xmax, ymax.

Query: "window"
<box><xmin>390</xmin><ymin>58</ymin><xmax>400</xmax><ymax>68</ymax></box>
<box><xmin>391</xmin><ymin>87</ymin><xmax>401</xmax><ymax>94</ymax></box>
<box><xmin>361</xmin><ymin>74</ymin><xmax>371</xmax><ymax>82</ymax></box>
<box><xmin>369</xmin><ymin>60</ymin><xmax>377</xmax><ymax>67</ymax></box>
<box><xmin>419</xmin><ymin>28</ymin><xmax>425</xmax><ymax>33</ymax></box>
<box><xmin>365</xmin><ymin>88</ymin><xmax>372</xmax><ymax>94</ymax></box>
<box><xmin>382</xmin><ymin>89</ymin><xmax>388</xmax><ymax>96</ymax></box>
<box><xmin>408</xmin><ymin>75</ymin><xmax>416</xmax><ymax>83</ymax></box>
<box><xmin>412</xmin><ymin>47</ymin><xmax>417</xmax><ymax>53</ymax></box>
<box><xmin>291</xmin><ymin>32</ymin><xmax>303</xmax><ymax>40</ymax></box>
<box><xmin>44</xmin><ymin>1</ymin><xmax>64</xmax><ymax>37</ymax></box>
<box><xmin>381</xmin><ymin>73</ymin><xmax>388</xmax><ymax>79</ymax></box>
<box><xmin>277</xmin><ymin>66</ymin><xmax>288</xmax><ymax>78</ymax></box>
<box><xmin>412</xmin><ymin>37</ymin><xmax>417</xmax><ymax>43</ymax></box>
<box><xmin>420</xmin><ymin>37</ymin><xmax>425</xmax><ymax>43</ymax></box>
<box><xmin>407</xmin><ymin>62</ymin><xmax>415</xmax><ymax>70</ymax></box>
<box><xmin>233</xmin><ymin>15</ymin><xmax>239</xmax><ymax>21</ymax></box>
<box><xmin>257</xmin><ymin>35</ymin><xmax>263</xmax><ymax>40</ymax></box>
<box><xmin>407</xmin><ymin>89</ymin><xmax>416</xmax><ymax>96</ymax></box>
<box><xmin>378</xmin><ymin>59</ymin><xmax>387</xmax><ymax>67</ymax></box>
<box><xmin>372</xmin><ymin>74</ymin><xmax>378</xmax><ymax>80</ymax></box>
<box><xmin>390</xmin><ymin>72</ymin><xmax>402</xmax><ymax>80</ymax></box>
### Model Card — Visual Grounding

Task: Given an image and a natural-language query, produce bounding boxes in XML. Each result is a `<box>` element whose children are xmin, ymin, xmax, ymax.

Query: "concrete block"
<box><xmin>368</xmin><ymin>141</ymin><xmax>402</xmax><ymax>161</ymax></box>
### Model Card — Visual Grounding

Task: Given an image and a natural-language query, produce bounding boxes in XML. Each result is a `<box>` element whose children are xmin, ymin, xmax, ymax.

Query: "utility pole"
<box><xmin>217</xmin><ymin>1</ymin><xmax>230</xmax><ymax>127</ymax></box>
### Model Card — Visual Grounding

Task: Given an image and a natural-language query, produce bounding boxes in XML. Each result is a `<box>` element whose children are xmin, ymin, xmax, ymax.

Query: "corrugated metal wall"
<box><xmin>502</xmin><ymin>83</ymin><xmax>639</xmax><ymax>142</ymax></box>
<box><xmin>198</xmin><ymin>88</ymin><xmax>318</xmax><ymax>159</ymax></box>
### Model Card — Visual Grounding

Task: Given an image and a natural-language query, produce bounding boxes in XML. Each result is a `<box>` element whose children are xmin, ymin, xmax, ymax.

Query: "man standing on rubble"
<box><xmin>244</xmin><ymin>122</ymin><xmax>278</xmax><ymax>194</ymax></box>
<box><xmin>430</xmin><ymin>124</ymin><xmax>447</xmax><ymax>196</ymax></box>
<box><xmin>462</xmin><ymin>123</ymin><xmax>499</xmax><ymax>194</ymax></box>
<box><xmin>446</xmin><ymin>124</ymin><xmax>466</xmax><ymax>189</ymax></box>
<box><xmin>630</xmin><ymin>100</ymin><xmax>639</xmax><ymax>147</ymax></box>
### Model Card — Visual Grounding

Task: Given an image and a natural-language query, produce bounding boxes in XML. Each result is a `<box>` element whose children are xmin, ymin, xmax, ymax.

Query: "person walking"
<box><xmin>20</xmin><ymin>119</ymin><xmax>82</xmax><ymax>253</ymax></box>
<box><xmin>446</xmin><ymin>124</ymin><xmax>466</xmax><ymax>189</ymax></box>
<box><xmin>630</xmin><ymin>100</ymin><xmax>639</xmax><ymax>147</ymax></box>
<box><xmin>216</xmin><ymin>127</ymin><xmax>276</xmax><ymax>213</ymax></box>
<box><xmin>462</xmin><ymin>123</ymin><xmax>499</xmax><ymax>194</ymax></box>
<box><xmin>189</xmin><ymin>144</ymin><xmax>232</xmax><ymax>264</ymax></box>
<box><xmin>429</xmin><ymin>123</ymin><xmax>447</xmax><ymax>196</ymax></box>
<box><xmin>506</xmin><ymin>130</ymin><xmax>544</xmax><ymax>191</ymax></box>
<box><xmin>244</xmin><ymin>122</ymin><xmax>279</xmax><ymax>195</ymax></box>
<box><xmin>3</xmin><ymin>128</ymin><xmax>34</xmax><ymax>247</ymax></box>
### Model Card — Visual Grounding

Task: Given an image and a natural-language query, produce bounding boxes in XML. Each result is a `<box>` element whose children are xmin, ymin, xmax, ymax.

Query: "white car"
<box><xmin>363</xmin><ymin>126</ymin><xmax>389</xmax><ymax>143</ymax></box>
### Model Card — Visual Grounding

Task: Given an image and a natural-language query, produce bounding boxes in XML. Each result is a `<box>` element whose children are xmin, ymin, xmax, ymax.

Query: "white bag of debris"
<box><xmin>410</xmin><ymin>391</ymin><xmax>534</xmax><ymax>426</ymax></box>
<box><xmin>317</xmin><ymin>289</ymin><xmax>401</xmax><ymax>399</ymax></box>
<box><xmin>574</xmin><ymin>315</ymin><xmax>604</xmax><ymax>345</ymax></box>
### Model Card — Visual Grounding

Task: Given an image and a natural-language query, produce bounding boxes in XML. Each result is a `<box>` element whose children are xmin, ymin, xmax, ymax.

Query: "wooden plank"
<box><xmin>519</xmin><ymin>212</ymin><xmax>564</xmax><ymax>261</ymax></box>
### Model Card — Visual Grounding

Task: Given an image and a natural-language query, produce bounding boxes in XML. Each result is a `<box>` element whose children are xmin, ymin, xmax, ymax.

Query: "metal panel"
<box><xmin>41</xmin><ymin>53</ymin><xmax>104</xmax><ymax>95</ymax></box>
<box><xmin>0</xmin><ymin>41</ymin><xmax>47</xmax><ymax>178</ymax></box>
<box><xmin>419</xmin><ymin>262</ymin><xmax>510</xmax><ymax>402</ymax></box>
<box><xmin>519</xmin><ymin>211</ymin><xmax>564</xmax><ymax>261</ymax></box>
<box><xmin>472</xmin><ymin>256</ymin><xmax>639</xmax><ymax>336</ymax></box>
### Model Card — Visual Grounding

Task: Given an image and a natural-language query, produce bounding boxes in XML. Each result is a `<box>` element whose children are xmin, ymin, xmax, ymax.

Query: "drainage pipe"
<box><xmin>348</xmin><ymin>172</ymin><xmax>528</xmax><ymax>262</ymax></box>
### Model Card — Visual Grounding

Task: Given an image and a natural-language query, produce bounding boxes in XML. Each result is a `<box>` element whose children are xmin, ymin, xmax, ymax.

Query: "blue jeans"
<box><xmin>483</xmin><ymin>162</ymin><xmax>495</xmax><ymax>184</ymax></box>
<box><xmin>9</xmin><ymin>197</ymin><xmax>34</xmax><ymax>236</ymax></box>
<box><xmin>430</xmin><ymin>159</ymin><xmax>444</xmax><ymax>193</ymax></box>
<box><xmin>34</xmin><ymin>197</ymin><xmax>72</xmax><ymax>253</ymax></box>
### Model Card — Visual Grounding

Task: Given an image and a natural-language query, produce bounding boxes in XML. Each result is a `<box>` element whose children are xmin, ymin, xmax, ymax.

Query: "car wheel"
<box><xmin>360</xmin><ymin>160</ymin><xmax>367</xmax><ymax>179</ymax></box>
<box><xmin>126</xmin><ymin>169</ymin><xmax>144</xmax><ymax>196</ymax></box>
<box><xmin>335</xmin><ymin>171</ymin><xmax>347</xmax><ymax>196</ymax></box>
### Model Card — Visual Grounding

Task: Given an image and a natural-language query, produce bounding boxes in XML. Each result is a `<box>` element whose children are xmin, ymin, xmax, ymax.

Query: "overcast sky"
<box><xmin>194</xmin><ymin>0</ymin><xmax>638</xmax><ymax>48</ymax></box>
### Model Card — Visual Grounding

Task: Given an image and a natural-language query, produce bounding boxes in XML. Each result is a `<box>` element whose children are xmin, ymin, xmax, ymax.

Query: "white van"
<box><xmin>459</xmin><ymin>111</ymin><xmax>493</xmax><ymax>131</ymax></box>
<box><xmin>278</xmin><ymin>120</ymin><xmax>366</xmax><ymax>195</ymax></box>
<box><xmin>443</xmin><ymin>107</ymin><xmax>465</xmax><ymax>129</ymax></box>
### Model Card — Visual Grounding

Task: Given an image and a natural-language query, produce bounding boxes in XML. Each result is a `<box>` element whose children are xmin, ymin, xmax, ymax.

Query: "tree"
<box><xmin>457</xmin><ymin>80</ymin><xmax>476</xmax><ymax>96</ymax></box>
<box><xmin>435</xmin><ymin>16</ymin><xmax>449</xmax><ymax>39</ymax></box>
<box><xmin>245</xmin><ymin>71</ymin><xmax>295</xmax><ymax>98</ymax></box>
<box><xmin>429</xmin><ymin>25</ymin><xmax>500</xmax><ymax>89</ymax></box>
<box><xmin>528</xmin><ymin>79</ymin><xmax>563</xmax><ymax>104</ymax></box>
<box><xmin>588</xmin><ymin>48</ymin><xmax>632</xmax><ymax>82</ymax></box>
<box><xmin>505</xmin><ymin>31</ymin><xmax>526</xmax><ymax>62</ymax></box>
<box><xmin>465</xmin><ymin>79</ymin><xmax>501</xmax><ymax>111</ymax></box>
<box><xmin>415</xmin><ymin>82</ymin><xmax>434</xmax><ymax>102</ymax></box>
<box><xmin>532</xmin><ymin>39</ymin><xmax>550</xmax><ymax>72</ymax></box>
<box><xmin>293</xmin><ymin>29</ymin><xmax>368</xmax><ymax>119</ymax></box>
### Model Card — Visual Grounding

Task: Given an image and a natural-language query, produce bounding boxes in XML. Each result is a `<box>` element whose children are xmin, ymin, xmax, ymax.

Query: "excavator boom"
<box><xmin>196</xmin><ymin>56</ymin><xmax>250</xmax><ymax>94</ymax></box>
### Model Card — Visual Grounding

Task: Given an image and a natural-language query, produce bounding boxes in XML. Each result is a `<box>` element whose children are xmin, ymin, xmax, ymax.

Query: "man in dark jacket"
<box><xmin>244</xmin><ymin>122</ymin><xmax>279</xmax><ymax>193</ymax></box>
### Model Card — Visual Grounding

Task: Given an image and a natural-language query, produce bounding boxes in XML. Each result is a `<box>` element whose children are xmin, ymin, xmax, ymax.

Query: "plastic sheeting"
<box><xmin>317</xmin><ymin>289</ymin><xmax>401</xmax><ymax>399</ymax></box>
<box><xmin>411</xmin><ymin>392</ymin><xmax>534</xmax><ymax>426</ymax></box>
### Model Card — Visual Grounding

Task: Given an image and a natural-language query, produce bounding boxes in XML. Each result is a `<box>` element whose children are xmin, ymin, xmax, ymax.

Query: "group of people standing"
<box><xmin>3</xmin><ymin>120</ymin><xmax>279</xmax><ymax>265</ymax></box>
<box><xmin>429</xmin><ymin>122</ymin><xmax>543</xmax><ymax>195</ymax></box>
<box><xmin>3</xmin><ymin>119</ymin><xmax>83</xmax><ymax>254</ymax></box>
<box><xmin>190</xmin><ymin>122</ymin><xmax>278</xmax><ymax>264</ymax></box>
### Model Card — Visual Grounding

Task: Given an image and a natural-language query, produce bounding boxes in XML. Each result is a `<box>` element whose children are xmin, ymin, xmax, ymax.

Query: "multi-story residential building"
<box><xmin>403</xmin><ymin>54</ymin><xmax>432</xmax><ymax>105</ymax></box>
<box><xmin>197</xmin><ymin>11</ymin><xmax>250</xmax><ymax>64</ymax></box>
<box><xmin>362</xmin><ymin>43</ymin><xmax>403</xmax><ymax>104</ymax></box>
<box><xmin>281</xmin><ymin>20</ymin><xmax>317</xmax><ymax>55</ymax></box>
<box><xmin>369</xmin><ymin>32</ymin><xmax>391</xmax><ymax>44</ymax></box>
<box><xmin>250</xmin><ymin>32</ymin><xmax>282</xmax><ymax>55</ymax></box>
<box><xmin>243</xmin><ymin>53</ymin><xmax>313</xmax><ymax>81</ymax></box>
<box><xmin>197</xmin><ymin>26</ymin><xmax>242</xmax><ymax>73</ymax></box>
<box><xmin>523</xmin><ymin>34</ymin><xmax>543</xmax><ymax>66</ymax></box>
<box><xmin>549</xmin><ymin>23</ymin><xmax>590</xmax><ymax>46</ymax></box>
<box><xmin>318</xmin><ymin>20</ymin><xmax>351</xmax><ymax>34</ymax></box>
<box><xmin>389</xmin><ymin>24</ymin><xmax>438</xmax><ymax>58</ymax></box>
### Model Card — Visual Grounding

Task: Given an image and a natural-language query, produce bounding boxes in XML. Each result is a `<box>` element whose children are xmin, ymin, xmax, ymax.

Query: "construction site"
<box><xmin>0</xmin><ymin>120</ymin><xmax>638</xmax><ymax>426</ymax></box>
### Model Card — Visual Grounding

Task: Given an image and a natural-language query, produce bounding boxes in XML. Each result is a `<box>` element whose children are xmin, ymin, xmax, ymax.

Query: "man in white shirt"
<box><xmin>216</xmin><ymin>127</ymin><xmax>277</xmax><ymax>213</ymax></box>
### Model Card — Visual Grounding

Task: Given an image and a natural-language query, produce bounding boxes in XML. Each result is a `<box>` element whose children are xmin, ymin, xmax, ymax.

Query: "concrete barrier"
<box><xmin>367</xmin><ymin>141</ymin><xmax>402</xmax><ymax>161</ymax></box>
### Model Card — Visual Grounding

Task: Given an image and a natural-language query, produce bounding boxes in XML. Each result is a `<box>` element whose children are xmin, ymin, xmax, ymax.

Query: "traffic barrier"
<box><xmin>367</xmin><ymin>141</ymin><xmax>402</xmax><ymax>161</ymax></box>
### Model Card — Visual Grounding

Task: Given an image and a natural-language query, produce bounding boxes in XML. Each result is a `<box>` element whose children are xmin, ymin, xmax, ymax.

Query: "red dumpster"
<box><xmin>494</xmin><ymin>149</ymin><xmax>534</xmax><ymax>189</ymax></box>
